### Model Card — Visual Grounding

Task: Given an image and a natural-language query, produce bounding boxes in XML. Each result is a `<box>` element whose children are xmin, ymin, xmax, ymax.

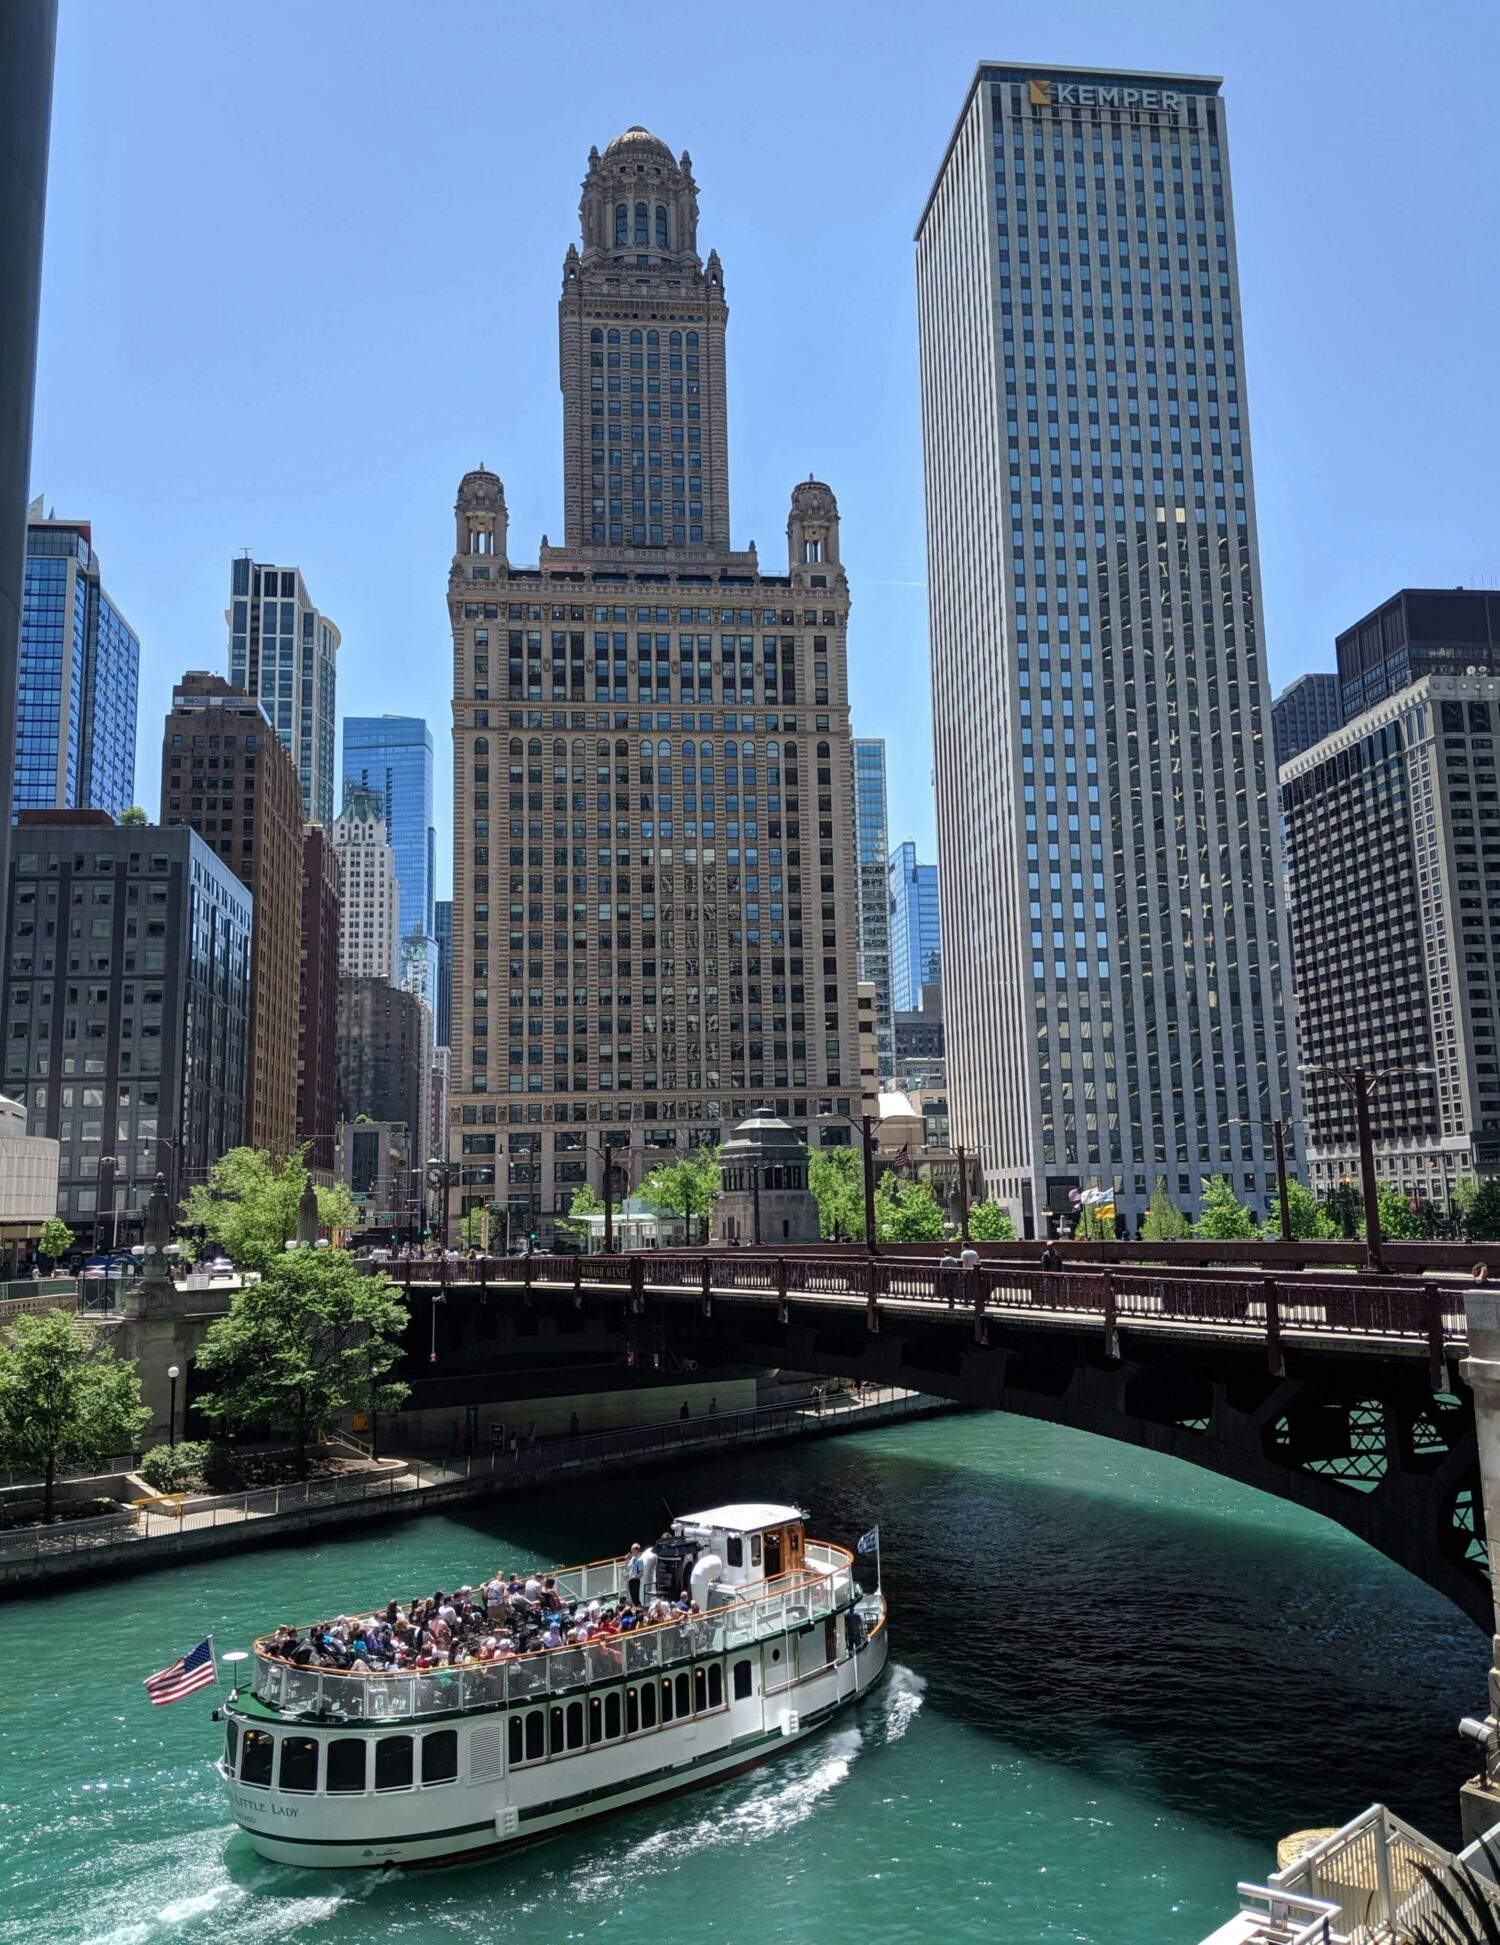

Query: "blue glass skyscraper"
<box><xmin>342</xmin><ymin>715</ymin><xmax>437</xmax><ymax>984</ymax></box>
<box><xmin>888</xmin><ymin>840</ymin><xmax>941</xmax><ymax>1013</ymax></box>
<box><xmin>15</xmin><ymin>510</ymin><xmax>139</xmax><ymax>818</ymax></box>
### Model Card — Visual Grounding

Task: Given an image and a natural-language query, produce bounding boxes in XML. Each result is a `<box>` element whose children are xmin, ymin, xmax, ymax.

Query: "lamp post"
<box><xmin>1227</xmin><ymin>1115</ymin><xmax>1298</xmax><ymax>1242</ymax></box>
<box><xmin>1300</xmin><ymin>1064</ymin><xmax>1436</xmax><ymax>1272</ymax></box>
<box><xmin>955</xmin><ymin>1141</ymin><xmax>973</xmax><ymax>1242</ymax></box>
<box><xmin>426</xmin><ymin>1159</ymin><xmax>455</xmax><ymax>1251</ymax></box>
<box><xmin>589</xmin><ymin>1145</ymin><xmax>633</xmax><ymax>1254</ymax></box>
<box><xmin>816</xmin><ymin>1112</ymin><xmax>880</xmax><ymax>1255</ymax></box>
<box><xmin>751</xmin><ymin>1159</ymin><xmax>762</xmax><ymax>1247</ymax></box>
<box><xmin>167</xmin><ymin>1364</ymin><xmax>180</xmax><ymax>1450</ymax></box>
<box><xmin>94</xmin><ymin>1155</ymin><xmax>118</xmax><ymax>1254</ymax></box>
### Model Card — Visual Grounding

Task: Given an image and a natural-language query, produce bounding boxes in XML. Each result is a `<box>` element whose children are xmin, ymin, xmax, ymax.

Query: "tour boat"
<box><xmin>217</xmin><ymin>1502</ymin><xmax>888</xmax><ymax>1867</ymax></box>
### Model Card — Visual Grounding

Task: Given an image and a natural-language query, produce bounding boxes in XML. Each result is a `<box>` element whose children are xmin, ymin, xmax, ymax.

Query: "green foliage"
<box><xmin>810</xmin><ymin>1146</ymin><xmax>865</xmax><ymax>1242</ymax></box>
<box><xmin>1194</xmin><ymin>1174</ymin><xmax>1256</xmax><ymax>1241</ymax></box>
<box><xmin>37</xmin><ymin>1217</ymin><xmax>74</xmax><ymax>1264</ymax></box>
<box><xmin>138</xmin><ymin>1440</ymin><xmax>210</xmax><ymax>1493</ymax></box>
<box><xmin>1261</xmin><ymin>1180</ymin><xmax>1336</xmax><ymax>1240</ymax></box>
<box><xmin>1465</xmin><ymin>1179</ymin><xmax>1500</xmax><ymax>1243</ymax></box>
<box><xmin>637</xmin><ymin>1145</ymin><xmax>720</xmax><ymax>1242</ymax></box>
<box><xmin>200</xmin><ymin>1442</ymin><xmax>246</xmax><ymax>1492</ymax></box>
<box><xmin>1141</xmin><ymin>1177</ymin><xmax>1191</xmax><ymax>1242</ymax></box>
<box><xmin>457</xmin><ymin>1206</ymin><xmax>492</xmax><ymax>1249</ymax></box>
<box><xmin>875</xmin><ymin>1175</ymin><xmax>946</xmax><ymax>1242</ymax></box>
<box><xmin>117</xmin><ymin>805</ymin><xmax>148</xmax><ymax>826</ymax></box>
<box><xmin>1376</xmin><ymin>1182</ymin><xmax>1427</xmax><ymax>1241</ymax></box>
<box><xmin>1323</xmin><ymin>1181</ymin><xmax>1363</xmax><ymax>1239</ymax></box>
<box><xmin>0</xmin><ymin>1310</ymin><xmax>150</xmax><ymax>1520</ymax></box>
<box><xmin>177</xmin><ymin>1146</ymin><xmax>356</xmax><ymax>1268</ymax></box>
<box><xmin>193</xmin><ymin>1250</ymin><xmax>410</xmax><ymax>1471</ymax></box>
<box><xmin>967</xmin><ymin>1199</ymin><xmax>1017</xmax><ymax>1242</ymax></box>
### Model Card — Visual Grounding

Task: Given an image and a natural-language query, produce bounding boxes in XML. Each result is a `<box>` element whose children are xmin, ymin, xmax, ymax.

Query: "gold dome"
<box><xmin>604</xmin><ymin>125</ymin><xmax>674</xmax><ymax>163</ymax></box>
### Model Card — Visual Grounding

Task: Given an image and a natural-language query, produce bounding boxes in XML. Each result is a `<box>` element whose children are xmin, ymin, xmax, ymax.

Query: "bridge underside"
<box><xmin>409</xmin><ymin>1282</ymin><xmax>1490</xmax><ymax>1630</ymax></box>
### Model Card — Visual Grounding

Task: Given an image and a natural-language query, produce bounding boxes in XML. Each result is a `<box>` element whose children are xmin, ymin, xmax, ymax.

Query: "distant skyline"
<box><xmin>30</xmin><ymin>0</ymin><xmax>1500</xmax><ymax>891</ymax></box>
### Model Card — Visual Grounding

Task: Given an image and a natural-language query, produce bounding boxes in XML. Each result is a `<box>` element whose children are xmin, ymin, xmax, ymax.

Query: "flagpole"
<box><xmin>209</xmin><ymin>1633</ymin><xmax>219</xmax><ymax>1685</ymax></box>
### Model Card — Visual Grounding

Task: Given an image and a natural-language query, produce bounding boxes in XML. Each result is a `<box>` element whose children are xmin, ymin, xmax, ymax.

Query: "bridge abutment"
<box><xmin>1460</xmin><ymin>1290</ymin><xmax>1500</xmax><ymax>1840</ymax></box>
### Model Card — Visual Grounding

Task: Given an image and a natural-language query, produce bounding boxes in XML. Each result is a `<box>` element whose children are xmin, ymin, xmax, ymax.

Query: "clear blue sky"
<box><xmin>32</xmin><ymin>0</ymin><xmax>1500</xmax><ymax>899</ymax></box>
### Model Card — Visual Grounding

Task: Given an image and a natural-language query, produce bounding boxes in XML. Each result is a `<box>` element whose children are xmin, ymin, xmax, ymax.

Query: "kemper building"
<box><xmin>916</xmin><ymin>63</ymin><xmax>1299</xmax><ymax>1234</ymax></box>
<box><xmin>446</xmin><ymin>126</ymin><xmax>863</xmax><ymax>1235</ymax></box>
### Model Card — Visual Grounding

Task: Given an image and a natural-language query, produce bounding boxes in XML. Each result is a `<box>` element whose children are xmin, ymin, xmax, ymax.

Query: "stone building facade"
<box><xmin>334</xmin><ymin>781</ymin><xmax>400</xmax><ymax>984</ymax></box>
<box><xmin>298</xmin><ymin>823</ymin><xmax>340</xmax><ymax>1177</ymax></box>
<box><xmin>446</xmin><ymin>126</ymin><xmax>863</xmax><ymax>1234</ymax></box>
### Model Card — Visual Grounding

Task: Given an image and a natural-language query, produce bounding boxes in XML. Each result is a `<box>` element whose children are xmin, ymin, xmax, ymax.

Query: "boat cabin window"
<box><xmin>525</xmin><ymin>1709</ymin><xmax>545</xmax><ymax>1761</ymax></box>
<box><xmin>764</xmin><ymin>1530</ymin><xmax>782</xmax><ymax>1578</ymax></box>
<box><xmin>223</xmin><ymin>1721</ymin><xmax>238</xmax><ymax>1772</ymax></box>
<box><xmin>638</xmin><ymin>1681</ymin><xmax>658</xmax><ymax>1730</ymax></box>
<box><xmin>327</xmin><ymin>1738</ymin><xmax>367</xmax><ymax>1793</ymax></box>
<box><xmin>279</xmin><ymin>1736</ymin><xmax>319</xmax><ymax>1793</ymax></box>
<box><xmin>422</xmin><ymin>1730</ymin><xmax>459</xmax><ymax>1786</ymax></box>
<box><xmin>733</xmin><ymin>1659</ymin><xmax>753</xmax><ymax>1700</ymax></box>
<box><xmin>240</xmin><ymin>1729</ymin><xmax>274</xmax><ymax>1788</ymax></box>
<box><xmin>375</xmin><ymin>1735</ymin><xmax>414</xmax><ymax>1791</ymax></box>
<box><xmin>750</xmin><ymin>1534</ymin><xmax>761</xmax><ymax>1566</ymax></box>
<box><xmin>708</xmin><ymin>1664</ymin><xmax>724</xmax><ymax>1709</ymax></box>
<box><xmin>725</xmin><ymin>1534</ymin><xmax>743</xmax><ymax>1567</ymax></box>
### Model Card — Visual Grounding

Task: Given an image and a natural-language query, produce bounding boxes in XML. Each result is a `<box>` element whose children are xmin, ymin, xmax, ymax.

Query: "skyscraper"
<box><xmin>333</xmin><ymin>782</ymin><xmax>400</xmax><ymax>984</ymax></box>
<box><xmin>299</xmin><ymin>825</ymin><xmax>340</xmax><ymax>1177</ymax></box>
<box><xmin>447</xmin><ymin>126</ymin><xmax>862</xmax><ymax>1235</ymax></box>
<box><xmin>851</xmin><ymin>739</ymin><xmax>893</xmax><ymax>1078</ymax></box>
<box><xmin>917</xmin><ymin>64</ymin><xmax>1297</xmax><ymax>1234</ymax></box>
<box><xmin>1336</xmin><ymin>587</ymin><xmax>1500</xmax><ymax>724</ymax></box>
<box><xmin>1271</xmin><ymin>672</ymin><xmax>1341</xmax><ymax>771</ymax></box>
<box><xmin>227</xmin><ymin>556</ymin><xmax>339</xmax><ymax>825</ymax></box>
<box><xmin>433</xmin><ymin>897</ymin><xmax>452</xmax><ymax>1048</ymax></box>
<box><xmin>342</xmin><ymin>713</ymin><xmax>437</xmax><ymax>992</ymax></box>
<box><xmin>15</xmin><ymin>509</ymin><xmax>139</xmax><ymax>819</ymax></box>
<box><xmin>888</xmin><ymin>839</ymin><xmax>942</xmax><ymax>1012</ymax></box>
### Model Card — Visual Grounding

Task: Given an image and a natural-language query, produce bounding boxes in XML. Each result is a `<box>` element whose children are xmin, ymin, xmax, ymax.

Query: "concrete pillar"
<box><xmin>1459</xmin><ymin>1289</ymin><xmax>1500</xmax><ymax>1841</ymax></box>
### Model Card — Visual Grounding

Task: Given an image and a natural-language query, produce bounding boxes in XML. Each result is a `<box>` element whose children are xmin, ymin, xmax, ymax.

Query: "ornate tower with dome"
<box><xmin>444</xmin><ymin>129</ymin><xmax>861</xmax><ymax>1242</ymax></box>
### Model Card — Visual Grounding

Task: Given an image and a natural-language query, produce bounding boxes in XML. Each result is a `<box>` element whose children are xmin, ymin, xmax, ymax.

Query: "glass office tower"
<box><xmin>917</xmin><ymin>64</ymin><xmax>1297</xmax><ymax>1234</ymax></box>
<box><xmin>852</xmin><ymin>738</ymin><xmax>894</xmax><ymax>1079</ymax></box>
<box><xmin>888</xmin><ymin>839</ymin><xmax>941</xmax><ymax>1012</ymax></box>
<box><xmin>228</xmin><ymin>557</ymin><xmax>339</xmax><ymax>826</ymax></box>
<box><xmin>342</xmin><ymin>714</ymin><xmax>437</xmax><ymax>994</ymax></box>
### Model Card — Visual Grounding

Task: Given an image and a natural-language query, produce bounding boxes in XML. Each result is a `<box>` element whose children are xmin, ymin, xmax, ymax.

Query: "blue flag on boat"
<box><xmin>856</xmin><ymin>1526</ymin><xmax>880</xmax><ymax>1556</ymax></box>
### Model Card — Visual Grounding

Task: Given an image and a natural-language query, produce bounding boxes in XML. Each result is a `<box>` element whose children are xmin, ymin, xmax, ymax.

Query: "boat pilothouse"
<box><xmin>218</xmin><ymin>1502</ymin><xmax>888</xmax><ymax>1868</ymax></box>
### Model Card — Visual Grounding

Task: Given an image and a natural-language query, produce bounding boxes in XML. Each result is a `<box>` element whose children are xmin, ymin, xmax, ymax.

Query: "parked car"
<box><xmin>208</xmin><ymin>1256</ymin><xmax>235</xmax><ymax>1276</ymax></box>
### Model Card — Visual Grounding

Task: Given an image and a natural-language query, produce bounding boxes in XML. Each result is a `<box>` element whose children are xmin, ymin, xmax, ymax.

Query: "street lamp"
<box><xmin>426</xmin><ymin>1159</ymin><xmax>455</xmax><ymax>1251</ymax></box>
<box><xmin>94</xmin><ymin>1155</ymin><xmax>119</xmax><ymax>1254</ymax></box>
<box><xmin>167</xmin><ymin>1364</ymin><xmax>180</xmax><ymax>1450</ymax></box>
<box><xmin>588</xmin><ymin>1145</ymin><xmax>634</xmax><ymax>1254</ymax></box>
<box><xmin>1227</xmin><ymin>1115</ymin><xmax>1299</xmax><ymax>1242</ymax></box>
<box><xmin>1300</xmin><ymin>1064</ymin><xmax>1436</xmax><ymax>1271</ymax></box>
<box><xmin>954</xmin><ymin>1141</ymin><xmax>975</xmax><ymax>1241</ymax></box>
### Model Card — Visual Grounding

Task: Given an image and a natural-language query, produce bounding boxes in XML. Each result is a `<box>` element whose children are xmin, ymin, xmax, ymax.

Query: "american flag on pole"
<box><xmin>143</xmin><ymin>1637</ymin><xmax>216</xmax><ymax>1705</ymax></box>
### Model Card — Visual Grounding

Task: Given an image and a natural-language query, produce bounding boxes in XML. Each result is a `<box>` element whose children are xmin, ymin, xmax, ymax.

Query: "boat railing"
<box><xmin>248</xmin><ymin>1542</ymin><xmax>858</xmax><ymax>1723</ymax></box>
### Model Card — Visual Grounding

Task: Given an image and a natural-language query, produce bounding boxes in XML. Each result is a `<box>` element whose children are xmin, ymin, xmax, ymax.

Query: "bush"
<box><xmin>200</xmin><ymin>1441</ymin><xmax>247</xmax><ymax>1492</ymax></box>
<box><xmin>137</xmin><ymin>1440</ymin><xmax>210</xmax><ymax>1493</ymax></box>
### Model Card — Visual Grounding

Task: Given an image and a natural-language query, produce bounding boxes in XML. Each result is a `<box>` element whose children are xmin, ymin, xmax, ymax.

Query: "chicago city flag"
<box><xmin>144</xmin><ymin>1637</ymin><xmax>216</xmax><ymax>1705</ymax></box>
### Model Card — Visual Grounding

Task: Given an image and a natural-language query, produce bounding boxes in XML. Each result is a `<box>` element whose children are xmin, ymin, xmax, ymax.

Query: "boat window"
<box><xmin>640</xmin><ymin>1681</ymin><xmax>658</xmax><ymax>1730</ymax></box>
<box><xmin>764</xmin><ymin>1532</ymin><xmax>782</xmax><ymax>1578</ymax></box>
<box><xmin>733</xmin><ymin>1659</ymin><xmax>753</xmax><ymax>1701</ymax></box>
<box><xmin>674</xmin><ymin>1671</ymin><xmax>691</xmax><ymax>1718</ymax></box>
<box><xmin>694</xmin><ymin>1667</ymin><xmax>708</xmax><ymax>1713</ymax></box>
<box><xmin>279</xmin><ymin>1736</ymin><xmax>319</xmax><ymax>1793</ymax></box>
<box><xmin>508</xmin><ymin>1717</ymin><xmax>524</xmax><ymax>1768</ymax></box>
<box><xmin>626</xmin><ymin>1687</ymin><xmax>640</xmax><ymax>1734</ymax></box>
<box><xmin>327</xmin><ymin>1738</ymin><xmax>367</xmax><ymax>1793</ymax></box>
<box><xmin>549</xmin><ymin>1705</ymin><xmax>565</xmax><ymax>1756</ymax></box>
<box><xmin>659</xmin><ymin>1676</ymin><xmax>674</xmax><ymax>1724</ymax></box>
<box><xmin>566</xmin><ymin>1701</ymin><xmax>585</xmax><ymax>1751</ymax></box>
<box><xmin>422</xmin><ymin>1730</ymin><xmax>458</xmax><ymax>1785</ymax></box>
<box><xmin>708</xmin><ymin>1664</ymin><xmax>724</xmax><ymax>1709</ymax></box>
<box><xmin>223</xmin><ymin>1721</ymin><xmax>238</xmax><ymax>1772</ymax></box>
<box><xmin>240</xmin><ymin>1729</ymin><xmax>274</xmax><ymax>1787</ymax></box>
<box><xmin>604</xmin><ymin>1692</ymin><xmax>623</xmax><ymax>1741</ymax></box>
<box><xmin>525</xmin><ymin>1709</ymin><xmax>545</xmax><ymax>1762</ymax></box>
<box><xmin>588</xmin><ymin>1695</ymin><xmax>604</xmax><ymax>1745</ymax></box>
<box><xmin>750</xmin><ymin>1534</ymin><xmax>762</xmax><ymax>1566</ymax></box>
<box><xmin>375</xmin><ymin>1735</ymin><xmax>414</xmax><ymax>1791</ymax></box>
<box><xmin>725</xmin><ymin>1534</ymin><xmax>743</xmax><ymax>1567</ymax></box>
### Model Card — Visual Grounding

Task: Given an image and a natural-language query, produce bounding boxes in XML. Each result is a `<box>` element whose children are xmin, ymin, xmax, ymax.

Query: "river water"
<box><xmin>0</xmin><ymin>1412</ymin><xmax>1483</xmax><ymax>1943</ymax></box>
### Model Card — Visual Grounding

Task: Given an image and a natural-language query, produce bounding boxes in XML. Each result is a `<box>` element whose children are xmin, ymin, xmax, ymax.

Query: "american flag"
<box><xmin>144</xmin><ymin>1637</ymin><xmax>216</xmax><ymax>1705</ymax></box>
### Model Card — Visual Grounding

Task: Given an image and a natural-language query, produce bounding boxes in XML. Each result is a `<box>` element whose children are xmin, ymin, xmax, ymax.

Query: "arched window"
<box><xmin>669</xmin><ymin>330</ymin><xmax>682</xmax><ymax>347</ymax></box>
<box><xmin>816</xmin><ymin>741</ymin><xmax>831</xmax><ymax>759</ymax></box>
<box><xmin>615</xmin><ymin>205</ymin><xmax>627</xmax><ymax>245</ymax></box>
<box><xmin>590</xmin><ymin>327</ymin><xmax>603</xmax><ymax>344</ymax></box>
<box><xmin>655</xmin><ymin>205</ymin><xmax>668</xmax><ymax>248</ymax></box>
<box><xmin>607</xmin><ymin>328</ymin><xmax>620</xmax><ymax>345</ymax></box>
<box><xmin>646</xmin><ymin>329</ymin><xmax>659</xmax><ymax>346</ymax></box>
<box><xmin>634</xmin><ymin>201</ymin><xmax>648</xmax><ymax>243</ymax></box>
<box><xmin>474</xmin><ymin>737</ymin><xmax>489</xmax><ymax>755</ymax></box>
<box><xmin>686</xmin><ymin>330</ymin><xmax>699</xmax><ymax>346</ymax></box>
<box><xmin>614</xmin><ymin>738</ymin><xmax>628</xmax><ymax>756</ymax></box>
<box><xmin>657</xmin><ymin>739</ymin><xmax>670</xmax><ymax>758</ymax></box>
<box><xmin>527</xmin><ymin>737</ymin><xmax>541</xmax><ymax>755</ymax></box>
<box><xmin>629</xmin><ymin>329</ymin><xmax>642</xmax><ymax>345</ymax></box>
<box><xmin>509</xmin><ymin>737</ymin><xmax>523</xmax><ymax>756</ymax></box>
<box><xmin>552</xmin><ymin>738</ymin><xmax>566</xmax><ymax>757</ymax></box>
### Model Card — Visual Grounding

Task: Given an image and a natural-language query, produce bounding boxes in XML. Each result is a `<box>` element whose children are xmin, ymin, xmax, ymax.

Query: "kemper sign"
<box><xmin>1028</xmin><ymin>77</ymin><xmax>1188</xmax><ymax>110</ymax></box>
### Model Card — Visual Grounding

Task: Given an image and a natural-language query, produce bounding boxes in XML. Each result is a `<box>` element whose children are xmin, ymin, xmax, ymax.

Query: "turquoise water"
<box><xmin>0</xmin><ymin>1413</ymin><xmax>1482</xmax><ymax>1943</ymax></box>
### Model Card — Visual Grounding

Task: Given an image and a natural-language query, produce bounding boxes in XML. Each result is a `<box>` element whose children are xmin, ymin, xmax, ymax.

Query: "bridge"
<box><xmin>369</xmin><ymin>1249</ymin><xmax>1491</xmax><ymax>1630</ymax></box>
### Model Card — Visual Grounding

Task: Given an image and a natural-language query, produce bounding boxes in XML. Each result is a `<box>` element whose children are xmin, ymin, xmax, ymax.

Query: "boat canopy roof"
<box><xmin>677</xmin><ymin>1502</ymin><xmax>805</xmax><ymax>1533</ymax></box>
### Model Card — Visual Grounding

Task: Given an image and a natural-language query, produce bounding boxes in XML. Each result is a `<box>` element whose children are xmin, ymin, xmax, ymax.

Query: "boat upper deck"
<box><xmin>244</xmin><ymin>1539</ymin><xmax>861</xmax><ymax>1725</ymax></box>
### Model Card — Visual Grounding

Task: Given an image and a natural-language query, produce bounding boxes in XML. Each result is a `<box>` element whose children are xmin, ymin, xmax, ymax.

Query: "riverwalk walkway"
<box><xmin>0</xmin><ymin>1384</ymin><xmax>948</xmax><ymax>1597</ymax></box>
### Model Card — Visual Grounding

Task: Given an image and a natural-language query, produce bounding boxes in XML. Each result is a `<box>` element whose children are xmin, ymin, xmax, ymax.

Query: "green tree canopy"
<box><xmin>117</xmin><ymin>805</ymin><xmax>148</xmax><ymax>826</ymax></box>
<box><xmin>1141</xmin><ymin>1177</ymin><xmax>1191</xmax><ymax>1242</ymax></box>
<box><xmin>967</xmin><ymin>1199</ymin><xmax>1017</xmax><ymax>1242</ymax></box>
<box><xmin>1261</xmin><ymin>1180</ymin><xmax>1336</xmax><ymax>1241</ymax></box>
<box><xmin>457</xmin><ymin>1206</ymin><xmax>494</xmax><ymax>1249</ymax></box>
<box><xmin>637</xmin><ymin>1145</ymin><xmax>720</xmax><ymax>1243</ymax></box>
<box><xmin>875</xmin><ymin>1175</ymin><xmax>946</xmax><ymax>1242</ymax></box>
<box><xmin>1323</xmin><ymin>1181</ymin><xmax>1362</xmax><ymax>1239</ymax></box>
<box><xmin>1466</xmin><ymin>1179</ymin><xmax>1500</xmax><ymax>1243</ymax></box>
<box><xmin>1194</xmin><ymin>1174</ymin><xmax>1256</xmax><ymax>1241</ymax></box>
<box><xmin>177</xmin><ymin>1147</ymin><xmax>357</xmax><ymax>1269</ymax></box>
<box><xmin>37</xmin><ymin>1216</ymin><xmax>74</xmax><ymax>1264</ymax></box>
<box><xmin>192</xmin><ymin>1249</ymin><xmax>410</xmax><ymax>1472</ymax></box>
<box><xmin>0</xmin><ymin>1310</ymin><xmax>150</xmax><ymax>1520</ymax></box>
<box><xmin>1376</xmin><ymin>1182</ymin><xmax>1426</xmax><ymax>1241</ymax></box>
<box><xmin>809</xmin><ymin>1146</ymin><xmax>865</xmax><ymax>1243</ymax></box>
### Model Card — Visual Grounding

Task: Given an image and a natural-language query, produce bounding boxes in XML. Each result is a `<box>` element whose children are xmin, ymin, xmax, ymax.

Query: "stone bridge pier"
<box><xmin>1461</xmin><ymin>1289</ymin><xmax>1500</xmax><ymax>1838</ymax></box>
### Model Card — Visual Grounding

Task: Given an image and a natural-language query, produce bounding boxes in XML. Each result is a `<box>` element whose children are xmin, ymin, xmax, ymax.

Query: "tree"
<box><xmin>37</xmin><ymin>1216</ymin><xmax>74</xmax><ymax>1266</ymax></box>
<box><xmin>0</xmin><ymin>1310</ymin><xmax>150</xmax><ymax>1520</ymax></box>
<box><xmin>967</xmin><ymin>1199</ymin><xmax>1017</xmax><ymax>1242</ymax></box>
<box><xmin>193</xmin><ymin>1249</ymin><xmax>410</xmax><ymax>1473</ymax></box>
<box><xmin>875</xmin><ymin>1175</ymin><xmax>945</xmax><ymax>1242</ymax></box>
<box><xmin>810</xmin><ymin>1146</ymin><xmax>865</xmax><ymax>1242</ymax></box>
<box><xmin>1465</xmin><ymin>1179</ymin><xmax>1500</xmax><ymax>1242</ymax></box>
<box><xmin>177</xmin><ymin>1147</ymin><xmax>356</xmax><ymax>1269</ymax></box>
<box><xmin>118</xmin><ymin>805</ymin><xmax>148</xmax><ymax>826</ymax></box>
<box><xmin>1324</xmin><ymin>1180</ymin><xmax>1363</xmax><ymax>1240</ymax></box>
<box><xmin>457</xmin><ymin>1206</ymin><xmax>493</xmax><ymax>1249</ymax></box>
<box><xmin>637</xmin><ymin>1145</ymin><xmax>720</xmax><ymax>1243</ymax></box>
<box><xmin>1141</xmin><ymin>1177</ymin><xmax>1191</xmax><ymax>1242</ymax></box>
<box><xmin>1261</xmin><ymin>1180</ymin><xmax>1335</xmax><ymax>1241</ymax></box>
<box><xmin>1194</xmin><ymin>1175</ymin><xmax>1256</xmax><ymax>1241</ymax></box>
<box><xmin>1376</xmin><ymin>1183</ymin><xmax>1426</xmax><ymax>1241</ymax></box>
